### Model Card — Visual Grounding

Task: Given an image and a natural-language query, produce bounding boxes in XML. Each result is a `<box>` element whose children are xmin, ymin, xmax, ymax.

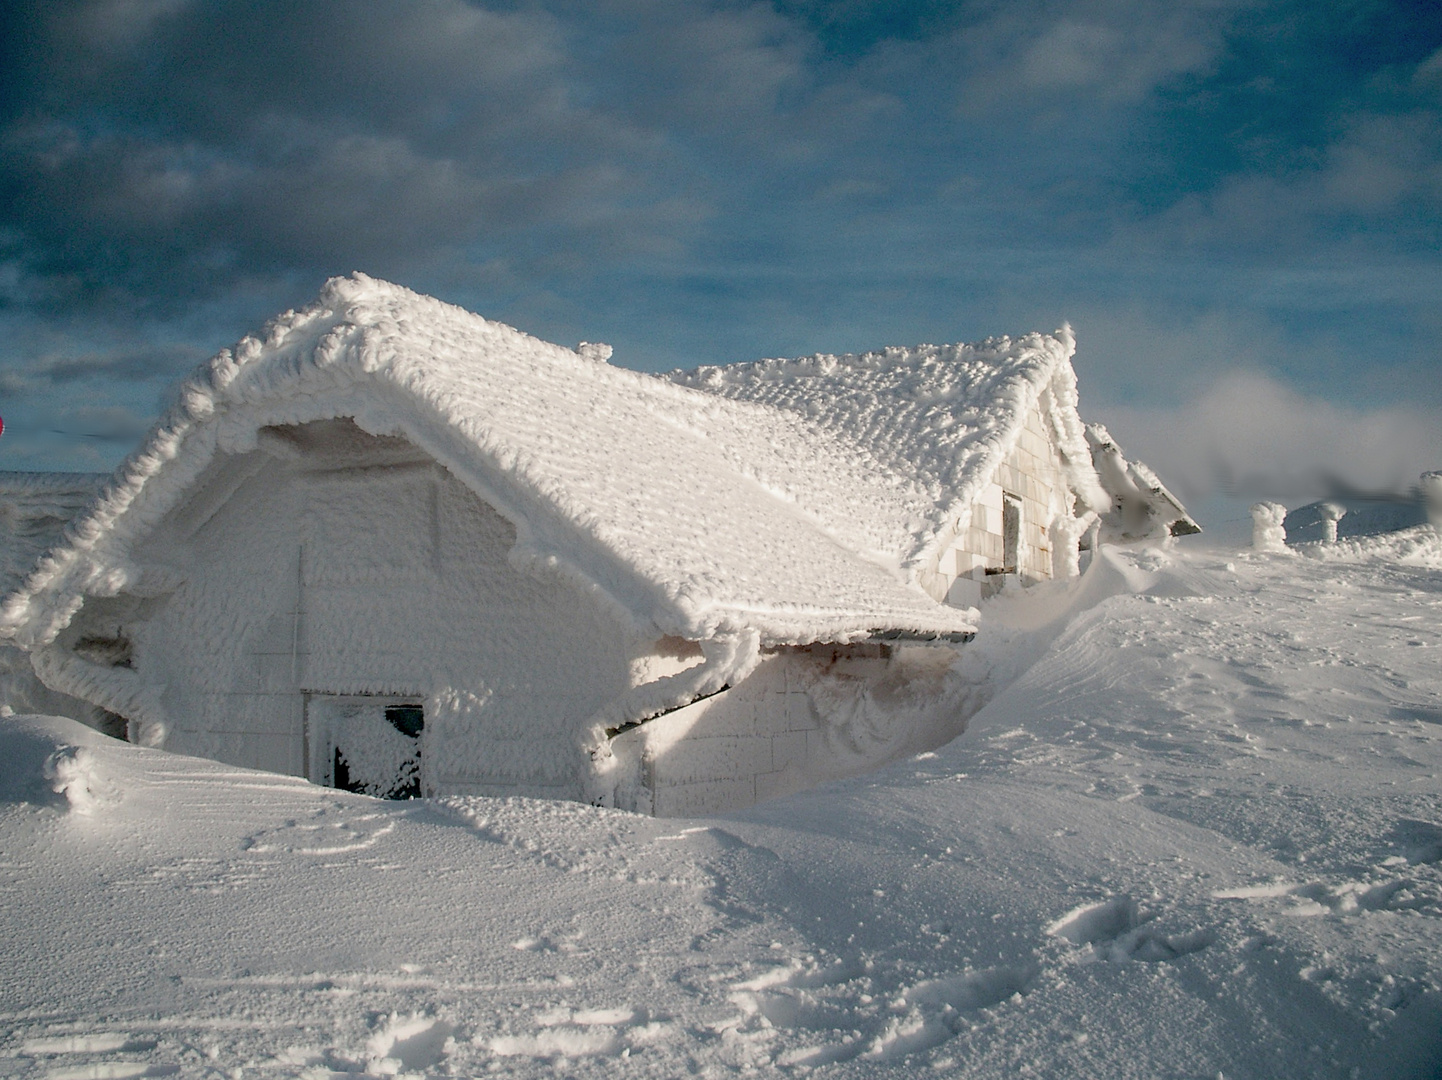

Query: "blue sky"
<box><xmin>1</xmin><ymin>0</ymin><xmax>1439</xmax><ymax>519</ymax></box>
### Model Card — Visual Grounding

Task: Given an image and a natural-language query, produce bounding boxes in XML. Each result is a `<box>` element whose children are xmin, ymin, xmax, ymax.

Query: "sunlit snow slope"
<box><xmin>2</xmin><ymin>535</ymin><xmax>1440</xmax><ymax>1079</ymax></box>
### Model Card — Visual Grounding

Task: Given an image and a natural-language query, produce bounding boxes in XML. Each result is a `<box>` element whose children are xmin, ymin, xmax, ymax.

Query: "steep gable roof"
<box><xmin>0</xmin><ymin>276</ymin><xmax>979</xmax><ymax>650</ymax></box>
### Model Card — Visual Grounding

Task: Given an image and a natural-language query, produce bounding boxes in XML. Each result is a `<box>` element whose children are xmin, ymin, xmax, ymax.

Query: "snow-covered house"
<box><xmin>0</xmin><ymin>275</ymin><xmax>1190</xmax><ymax>814</ymax></box>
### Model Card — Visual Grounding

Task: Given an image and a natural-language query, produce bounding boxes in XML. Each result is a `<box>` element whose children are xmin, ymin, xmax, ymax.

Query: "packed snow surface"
<box><xmin>3</xmin><ymin>533</ymin><xmax>1441</xmax><ymax>1078</ymax></box>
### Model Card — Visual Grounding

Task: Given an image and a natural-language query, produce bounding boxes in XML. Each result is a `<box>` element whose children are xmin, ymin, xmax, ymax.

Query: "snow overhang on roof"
<box><xmin>0</xmin><ymin>275</ymin><xmax>979</xmax><ymax>651</ymax></box>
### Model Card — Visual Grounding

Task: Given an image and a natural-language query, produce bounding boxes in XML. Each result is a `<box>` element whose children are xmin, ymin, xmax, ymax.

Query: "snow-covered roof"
<box><xmin>1</xmin><ymin>276</ymin><xmax>1016</xmax><ymax>650</ymax></box>
<box><xmin>669</xmin><ymin>333</ymin><xmax>1111</xmax><ymax>564</ymax></box>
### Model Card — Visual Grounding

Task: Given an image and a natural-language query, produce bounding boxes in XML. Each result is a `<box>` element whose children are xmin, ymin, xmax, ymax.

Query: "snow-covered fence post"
<box><xmin>1422</xmin><ymin>472</ymin><xmax>1442</xmax><ymax>528</ymax></box>
<box><xmin>1319</xmin><ymin>502</ymin><xmax>1346</xmax><ymax>544</ymax></box>
<box><xmin>1250</xmin><ymin>502</ymin><xmax>1288</xmax><ymax>552</ymax></box>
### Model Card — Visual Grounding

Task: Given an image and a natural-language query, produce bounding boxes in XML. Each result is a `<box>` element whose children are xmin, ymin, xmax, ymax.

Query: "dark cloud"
<box><xmin>0</xmin><ymin>0</ymin><xmax>700</xmax><ymax>314</ymax></box>
<box><xmin>0</xmin><ymin>0</ymin><xmax>1437</xmax><ymax>502</ymax></box>
<box><xmin>0</xmin><ymin>342</ymin><xmax>198</xmax><ymax>396</ymax></box>
<box><xmin>3</xmin><ymin>0</ymin><xmax>1434</xmax><ymax>313</ymax></box>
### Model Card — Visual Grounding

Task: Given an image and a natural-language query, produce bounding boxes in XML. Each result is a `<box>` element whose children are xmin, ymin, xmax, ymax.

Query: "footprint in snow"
<box><xmin>242</xmin><ymin>806</ymin><xmax>398</xmax><ymax>856</ymax></box>
<box><xmin>1047</xmin><ymin>896</ymin><xmax>1213</xmax><ymax>962</ymax></box>
<box><xmin>20</xmin><ymin>1033</ymin><xmax>171</xmax><ymax>1080</ymax></box>
<box><xmin>730</xmin><ymin>954</ymin><xmax>1037</xmax><ymax>1068</ymax></box>
<box><xmin>42</xmin><ymin>1065</ymin><xmax>178</xmax><ymax>1080</ymax></box>
<box><xmin>857</xmin><ymin>962</ymin><xmax>1040</xmax><ymax>1064</ymax></box>
<box><xmin>510</xmin><ymin>929</ymin><xmax>584</xmax><ymax>953</ymax></box>
<box><xmin>1385</xmin><ymin>818</ymin><xmax>1442</xmax><ymax>866</ymax></box>
<box><xmin>21</xmin><ymin>1034</ymin><xmax>152</xmax><ymax>1055</ymax></box>
<box><xmin>366</xmin><ymin>1014</ymin><xmax>455</xmax><ymax>1074</ymax></box>
<box><xmin>1214</xmin><ymin>877</ymin><xmax>1430</xmax><ymax>916</ymax></box>
<box><xmin>486</xmin><ymin>1006</ymin><xmax>663</xmax><ymax>1061</ymax></box>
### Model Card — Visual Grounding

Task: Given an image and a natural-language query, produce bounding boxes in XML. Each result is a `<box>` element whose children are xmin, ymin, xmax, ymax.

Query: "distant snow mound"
<box><xmin>0</xmin><ymin>472</ymin><xmax>107</xmax><ymax>597</ymax></box>
<box><xmin>0</xmin><ymin>474</ymin><xmax>113</xmax><ymax>733</ymax></box>
<box><xmin>1300</xmin><ymin>523</ymin><xmax>1442</xmax><ymax>568</ymax></box>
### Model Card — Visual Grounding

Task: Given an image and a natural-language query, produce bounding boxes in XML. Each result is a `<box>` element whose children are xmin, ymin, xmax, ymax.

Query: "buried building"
<box><xmin>0</xmin><ymin>275</ymin><xmax>1193</xmax><ymax>815</ymax></box>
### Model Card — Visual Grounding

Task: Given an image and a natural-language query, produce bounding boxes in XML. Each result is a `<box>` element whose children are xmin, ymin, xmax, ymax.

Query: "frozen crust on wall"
<box><xmin>0</xmin><ymin>275</ymin><xmax>975</xmax><ymax>654</ymax></box>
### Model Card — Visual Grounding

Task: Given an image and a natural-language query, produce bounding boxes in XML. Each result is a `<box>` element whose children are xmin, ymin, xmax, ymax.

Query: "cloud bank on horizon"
<box><xmin>0</xmin><ymin>0</ymin><xmax>1438</xmax><ymax>507</ymax></box>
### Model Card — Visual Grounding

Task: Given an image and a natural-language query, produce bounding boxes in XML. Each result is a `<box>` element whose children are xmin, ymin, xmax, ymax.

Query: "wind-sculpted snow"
<box><xmin>0</xmin><ymin>276</ymin><xmax>975</xmax><ymax>650</ymax></box>
<box><xmin>2</xmin><ymin>537</ymin><xmax>1440</xmax><ymax>1077</ymax></box>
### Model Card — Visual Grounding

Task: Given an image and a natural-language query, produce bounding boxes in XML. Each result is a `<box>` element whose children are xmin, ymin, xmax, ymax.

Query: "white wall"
<box><xmin>70</xmin><ymin>420</ymin><xmax>637</xmax><ymax>798</ymax></box>
<box><xmin>46</xmin><ymin>418</ymin><xmax>977</xmax><ymax>813</ymax></box>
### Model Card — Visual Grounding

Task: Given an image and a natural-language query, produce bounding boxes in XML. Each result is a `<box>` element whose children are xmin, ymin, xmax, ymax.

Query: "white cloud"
<box><xmin>1122</xmin><ymin>46</ymin><xmax>1442</xmax><ymax>252</ymax></box>
<box><xmin>1322</xmin><ymin>109</ymin><xmax>1442</xmax><ymax>213</ymax></box>
<box><xmin>1097</xmin><ymin>370</ymin><xmax>1442</xmax><ymax>502</ymax></box>
<box><xmin>943</xmin><ymin>0</ymin><xmax>1242</xmax><ymax>111</ymax></box>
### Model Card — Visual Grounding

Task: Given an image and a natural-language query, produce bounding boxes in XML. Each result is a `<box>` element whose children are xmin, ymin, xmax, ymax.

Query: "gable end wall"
<box><xmin>55</xmin><ymin>425</ymin><xmax>638</xmax><ymax>798</ymax></box>
<box><xmin>928</xmin><ymin>401</ymin><xmax>1069</xmax><ymax>607</ymax></box>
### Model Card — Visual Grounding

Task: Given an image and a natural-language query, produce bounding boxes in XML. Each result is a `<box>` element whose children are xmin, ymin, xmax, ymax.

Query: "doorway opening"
<box><xmin>304</xmin><ymin>694</ymin><xmax>425</xmax><ymax>798</ymax></box>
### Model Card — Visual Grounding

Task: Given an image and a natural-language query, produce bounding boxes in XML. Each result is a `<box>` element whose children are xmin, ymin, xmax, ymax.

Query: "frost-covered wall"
<box><xmin>611</xmin><ymin>653</ymin><xmax>820</xmax><ymax>815</ymax></box>
<box><xmin>55</xmin><ymin>421</ymin><xmax>636</xmax><ymax>799</ymax></box>
<box><xmin>15</xmin><ymin>411</ymin><xmax>981</xmax><ymax>811</ymax></box>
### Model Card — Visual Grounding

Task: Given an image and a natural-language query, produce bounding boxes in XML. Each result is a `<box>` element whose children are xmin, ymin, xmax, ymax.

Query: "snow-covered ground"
<box><xmin>3</xmin><ymin>533</ymin><xmax>1441</xmax><ymax>1079</ymax></box>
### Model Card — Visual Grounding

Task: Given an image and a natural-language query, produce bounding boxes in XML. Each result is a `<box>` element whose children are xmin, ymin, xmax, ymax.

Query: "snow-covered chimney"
<box><xmin>1422</xmin><ymin>472</ymin><xmax>1442</xmax><ymax>528</ymax></box>
<box><xmin>1250</xmin><ymin>502</ymin><xmax>1288</xmax><ymax>552</ymax></box>
<box><xmin>577</xmin><ymin>342</ymin><xmax>613</xmax><ymax>363</ymax></box>
<box><xmin>1319</xmin><ymin>501</ymin><xmax>1346</xmax><ymax>543</ymax></box>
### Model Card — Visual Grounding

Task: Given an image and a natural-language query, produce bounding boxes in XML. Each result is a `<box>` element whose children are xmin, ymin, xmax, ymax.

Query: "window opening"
<box><xmin>385</xmin><ymin>704</ymin><xmax>425</xmax><ymax>738</ymax></box>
